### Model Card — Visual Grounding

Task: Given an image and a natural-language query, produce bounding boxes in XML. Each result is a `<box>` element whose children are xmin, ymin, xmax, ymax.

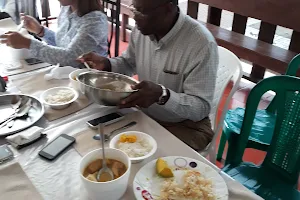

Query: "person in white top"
<box><xmin>78</xmin><ymin>0</ymin><xmax>219</xmax><ymax>151</ymax></box>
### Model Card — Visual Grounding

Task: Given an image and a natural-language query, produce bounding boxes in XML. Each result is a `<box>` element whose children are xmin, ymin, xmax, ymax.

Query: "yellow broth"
<box><xmin>83</xmin><ymin>159</ymin><xmax>127</xmax><ymax>182</ymax></box>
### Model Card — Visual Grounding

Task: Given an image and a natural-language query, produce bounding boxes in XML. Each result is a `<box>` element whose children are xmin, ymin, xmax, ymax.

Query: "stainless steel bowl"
<box><xmin>77</xmin><ymin>71</ymin><xmax>139</xmax><ymax>106</ymax></box>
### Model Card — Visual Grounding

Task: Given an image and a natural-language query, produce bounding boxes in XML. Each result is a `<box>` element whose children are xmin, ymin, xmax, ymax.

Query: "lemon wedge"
<box><xmin>156</xmin><ymin>158</ymin><xmax>174</xmax><ymax>178</ymax></box>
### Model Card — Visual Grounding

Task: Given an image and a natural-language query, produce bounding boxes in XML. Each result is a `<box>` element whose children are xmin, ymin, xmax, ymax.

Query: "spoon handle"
<box><xmin>99</xmin><ymin>123</ymin><xmax>106</xmax><ymax>166</ymax></box>
<box><xmin>109</xmin><ymin>121</ymin><xmax>137</xmax><ymax>136</ymax></box>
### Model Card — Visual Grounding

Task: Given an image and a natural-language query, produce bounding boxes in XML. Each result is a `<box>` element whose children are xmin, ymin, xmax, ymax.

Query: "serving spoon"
<box><xmin>96</xmin><ymin>123</ymin><xmax>114</xmax><ymax>182</ymax></box>
<box><xmin>93</xmin><ymin>121</ymin><xmax>137</xmax><ymax>141</ymax></box>
<box><xmin>83</xmin><ymin>62</ymin><xmax>92</xmax><ymax>70</ymax></box>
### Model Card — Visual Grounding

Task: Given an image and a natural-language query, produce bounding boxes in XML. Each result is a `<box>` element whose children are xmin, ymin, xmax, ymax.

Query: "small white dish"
<box><xmin>40</xmin><ymin>87</ymin><xmax>78</xmax><ymax>110</ymax></box>
<box><xmin>109</xmin><ymin>131</ymin><xmax>157</xmax><ymax>164</ymax></box>
<box><xmin>69</xmin><ymin>68</ymin><xmax>97</xmax><ymax>92</ymax></box>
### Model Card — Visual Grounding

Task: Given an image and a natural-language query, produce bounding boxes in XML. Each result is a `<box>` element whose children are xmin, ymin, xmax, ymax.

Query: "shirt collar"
<box><xmin>67</xmin><ymin>6</ymin><xmax>77</xmax><ymax>19</ymax></box>
<box><xmin>151</xmin><ymin>10</ymin><xmax>185</xmax><ymax>48</ymax></box>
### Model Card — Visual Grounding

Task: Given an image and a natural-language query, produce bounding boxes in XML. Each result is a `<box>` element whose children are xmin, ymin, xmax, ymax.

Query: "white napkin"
<box><xmin>6</xmin><ymin>126</ymin><xmax>44</xmax><ymax>147</ymax></box>
<box><xmin>44</xmin><ymin>65</ymin><xmax>77</xmax><ymax>81</ymax></box>
<box><xmin>2</xmin><ymin>62</ymin><xmax>23</xmax><ymax>71</ymax></box>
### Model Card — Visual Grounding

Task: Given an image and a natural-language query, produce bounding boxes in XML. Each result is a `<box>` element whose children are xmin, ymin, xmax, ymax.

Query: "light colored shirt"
<box><xmin>0</xmin><ymin>0</ymin><xmax>15</xmax><ymax>21</ymax></box>
<box><xmin>110</xmin><ymin>10</ymin><xmax>219</xmax><ymax>123</ymax></box>
<box><xmin>30</xmin><ymin>6</ymin><xmax>108</xmax><ymax>67</ymax></box>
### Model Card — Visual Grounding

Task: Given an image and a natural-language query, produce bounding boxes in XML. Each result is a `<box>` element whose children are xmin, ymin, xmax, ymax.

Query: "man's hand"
<box><xmin>119</xmin><ymin>81</ymin><xmax>163</xmax><ymax>108</ymax></box>
<box><xmin>0</xmin><ymin>32</ymin><xmax>31</xmax><ymax>49</ymax></box>
<box><xmin>76</xmin><ymin>52</ymin><xmax>111</xmax><ymax>71</ymax></box>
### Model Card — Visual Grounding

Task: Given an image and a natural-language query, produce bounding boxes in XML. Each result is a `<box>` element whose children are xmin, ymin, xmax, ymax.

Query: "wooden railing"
<box><xmin>187</xmin><ymin>0</ymin><xmax>300</xmax><ymax>82</ymax></box>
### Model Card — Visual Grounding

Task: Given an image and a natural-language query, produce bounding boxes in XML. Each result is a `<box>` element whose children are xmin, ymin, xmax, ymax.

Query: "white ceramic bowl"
<box><xmin>80</xmin><ymin>148</ymin><xmax>131</xmax><ymax>200</ymax></box>
<box><xmin>109</xmin><ymin>131</ymin><xmax>157</xmax><ymax>163</ymax></box>
<box><xmin>69</xmin><ymin>69</ymin><xmax>97</xmax><ymax>92</ymax></box>
<box><xmin>40</xmin><ymin>87</ymin><xmax>78</xmax><ymax>110</ymax></box>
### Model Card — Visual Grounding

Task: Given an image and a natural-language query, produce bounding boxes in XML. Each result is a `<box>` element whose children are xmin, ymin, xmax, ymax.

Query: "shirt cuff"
<box><xmin>163</xmin><ymin>89</ymin><xmax>180</xmax><ymax>112</ymax></box>
<box><xmin>109</xmin><ymin>58</ymin><xmax>118</xmax><ymax>72</ymax></box>
<box><xmin>41</xmin><ymin>27</ymin><xmax>52</xmax><ymax>41</ymax></box>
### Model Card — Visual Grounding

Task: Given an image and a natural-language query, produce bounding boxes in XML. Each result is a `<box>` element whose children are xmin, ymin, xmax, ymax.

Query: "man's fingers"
<box><xmin>77</xmin><ymin>52</ymin><xmax>95</xmax><ymax>62</ymax></box>
<box><xmin>0</xmin><ymin>34</ymin><xmax>8</xmax><ymax>39</ymax></box>
<box><xmin>118</xmin><ymin>99</ymin><xmax>140</xmax><ymax>109</ymax></box>
<box><xmin>86</xmin><ymin>61</ymin><xmax>96</xmax><ymax>68</ymax></box>
<box><xmin>120</xmin><ymin>92</ymin><xmax>140</xmax><ymax>105</ymax></box>
<box><xmin>132</xmin><ymin>81</ymin><xmax>146</xmax><ymax>90</ymax></box>
<box><xmin>0</xmin><ymin>39</ymin><xmax>8</xmax><ymax>44</ymax></box>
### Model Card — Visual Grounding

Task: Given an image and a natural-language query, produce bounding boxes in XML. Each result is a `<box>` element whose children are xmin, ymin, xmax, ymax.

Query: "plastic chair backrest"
<box><xmin>204</xmin><ymin>46</ymin><xmax>243</xmax><ymax>160</ymax></box>
<box><xmin>209</xmin><ymin>46</ymin><xmax>243</xmax><ymax>131</ymax></box>
<box><xmin>231</xmin><ymin>75</ymin><xmax>300</xmax><ymax>184</ymax></box>
<box><xmin>267</xmin><ymin>54</ymin><xmax>300</xmax><ymax>112</ymax></box>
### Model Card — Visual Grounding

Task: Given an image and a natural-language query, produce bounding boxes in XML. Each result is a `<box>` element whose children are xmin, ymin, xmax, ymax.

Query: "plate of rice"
<box><xmin>40</xmin><ymin>87</ymin><xmax>78</xmax><ymax>110</ymax></box>
<box><xmin>109</xmin><ymin>131</ymin><xmax>157</xmax><ymax>163</ymax></box>
<box><xmin>133</xmin><ymin>156</ymin><xmax>228</xmax><ymax>200</ymax></box>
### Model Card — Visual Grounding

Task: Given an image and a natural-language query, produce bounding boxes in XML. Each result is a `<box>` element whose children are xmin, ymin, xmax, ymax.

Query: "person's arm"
<box><xmin>108</xmin><ymin>28</ymin><xmax>137</xmax><ymax>76</ymax></box>
<box><xmin>3</xmin><ymin>0</ymin><xmax>15</xmax><ymax>20</ymax></box>
<box><xmin>162</xmin><ymin>42</ymin><xmax>218</xmax><ymax>122</ymax></box>
<box><xmin>39</xmin><ymin>27</ymin><xmax>56</xmax><ymax>46</ymax></box>
<box><xmin>29</xmin><ymin>17</ymin><xmax>107</xmax><ymax>67</ymax></box>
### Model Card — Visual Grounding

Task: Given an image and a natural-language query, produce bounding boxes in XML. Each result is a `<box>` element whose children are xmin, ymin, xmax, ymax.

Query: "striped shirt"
<box><xmin>29</xmin><ymin>6</ymin><xmax>108</xmax><ymax>67</ymax></box>
<box><xmin>110</xmin><ymin>10</ymin><xmax>218</xmax><ymax>123</ymax></box>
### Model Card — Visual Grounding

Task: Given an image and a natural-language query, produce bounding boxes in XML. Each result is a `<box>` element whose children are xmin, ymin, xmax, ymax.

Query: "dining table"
<box><xmin>0</xmin><ymin>54</ymin><xmax>263</xmax><ymax>200</ymax></box>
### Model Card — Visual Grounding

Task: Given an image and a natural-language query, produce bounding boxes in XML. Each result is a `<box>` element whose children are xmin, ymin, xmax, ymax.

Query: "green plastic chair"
<box><xmin>217</xmin><ymin>54</ymin><xmax>300</xmax><ymax>161</ymax></box>
<box><xmin>222</xmin><ymin>75</ymin><xmax>300</xmax><ymax>200</ymax></box>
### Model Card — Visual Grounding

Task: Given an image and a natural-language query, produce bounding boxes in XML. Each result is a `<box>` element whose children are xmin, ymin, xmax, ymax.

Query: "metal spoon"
<box><xmin>0</xmin><ymin>97</ymin><xmax>24</xmax><ymax>125</ymax></box>
<box><xmin>93</xmin><ymin>121</ymin><xmax>137</xmax><ymax>141</ymax></box>
<box><xmin>0</xmin><ymin>99</ymin><xmax>32</xmax><ymax>129</ymax></box>
<box><xmin>17</xmin><ymin>20</ymin><xmax>24</xmax><ymax>32</ymax></box>
<box><xmin>83</xmin><ymin>62</ymin><xmax>91</xmax><ymax>70</ymax></box>
<box><xmin>96</xmin><ymin>123</ymin><xmax>114</xmax><ymax>182</ymax></box>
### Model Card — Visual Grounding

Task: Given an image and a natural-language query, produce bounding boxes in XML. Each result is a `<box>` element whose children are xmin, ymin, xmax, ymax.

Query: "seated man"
<box><xmin>78</xmin><ymin>0</ymin><xmax>219</xmax><ymax>151</ymax></box>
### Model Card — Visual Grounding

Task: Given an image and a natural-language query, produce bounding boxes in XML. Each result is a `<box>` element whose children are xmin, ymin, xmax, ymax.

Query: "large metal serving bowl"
<box><xmin>77</xmin><ymin>71</ymin><xmax>139</xmax><ymax>106</ymax></box>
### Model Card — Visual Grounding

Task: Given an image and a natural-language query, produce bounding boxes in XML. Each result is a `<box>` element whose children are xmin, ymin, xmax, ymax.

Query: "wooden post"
<box><xmin>187</xmin><ymin>0</ymin><xmax>199</xmax><ymax>20</ymax></box>
<box><xmin>207</xmin><ymin>7</ymin><xmax>222</xmax><ymax>26</ymax></box>
<box><xmin>289</xmin><ymin>31</ymin><xmax>300</xmax><ymax>53</ymax></box>
<box><xmin>232</xmin><ymin>14</ymin><xmax>247</xmax><ymax>34</ymax></box>
<box><xmin>121</xmin><ymin>14</ymin><xmax>128</xmax><ymax>42</ymax></box>
<box><xmin>250</xmin><ymin>21</ymin><xmax>276</xmax><ymax>81</ymax></box>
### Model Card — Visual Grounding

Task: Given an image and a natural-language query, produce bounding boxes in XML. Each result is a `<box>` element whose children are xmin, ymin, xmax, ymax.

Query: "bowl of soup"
<box><xmin>80</xmin><ymin>148</ymin><xmax>131</xmax><ymax>200</ymax></box>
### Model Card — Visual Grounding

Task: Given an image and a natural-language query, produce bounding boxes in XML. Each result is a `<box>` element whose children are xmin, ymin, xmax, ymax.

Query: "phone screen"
<box><xmin>42</xmin><ymin>136</ymin><xmax>74</xmax><ymax>157</ymax></box>
<box><xmin>0</xmin><ymin>145</ymin><xmax>13</xmax><ymax>160</ymax></box>
<box><xmin>88</xmin><ymin>113</ymin><xmax>122</xmax><ymax>126</ymax></box>
<box><xmin>25</xmin><ymin>58</ymin><xmax>44</xmax><ymax>65</ymax></box>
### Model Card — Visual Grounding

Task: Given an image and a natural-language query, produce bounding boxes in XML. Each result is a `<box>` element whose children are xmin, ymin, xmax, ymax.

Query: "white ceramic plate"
<box><xmin>133</xmin><ymin>156</ymin><xmax>228</xmax><ymax>200</ymax></box>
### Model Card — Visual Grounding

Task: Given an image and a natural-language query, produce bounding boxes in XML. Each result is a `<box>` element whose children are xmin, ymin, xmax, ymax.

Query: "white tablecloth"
<box><xmin>9</xmin><ymin>109</ymin><xmax>262</xmax><ymax>200</ymax></box>
<box><xmin>0</xmin><ymin>63</ymin><xmax>263</xmax><ymax>200</ymax></box>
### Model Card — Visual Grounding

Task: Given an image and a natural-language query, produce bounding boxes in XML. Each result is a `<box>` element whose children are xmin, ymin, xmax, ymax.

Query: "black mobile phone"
<box><xmin>39</xmin><ymin>134</ymin><xmax>75</xmax><ymax>160</ymax></box>
<box><xmin>25</xmin><ymin>58</ymin><xmax>44</xmax><ymax>65</ymax></box>
<box><xmin>86</xmin><ymin>112</ymin><xmax>124</xmax><ymax>129</ymax></box>
<box><xmin>0</xmin><ymin>145</ymin><xmax>14</xmax><ymax>164</ymax></box>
